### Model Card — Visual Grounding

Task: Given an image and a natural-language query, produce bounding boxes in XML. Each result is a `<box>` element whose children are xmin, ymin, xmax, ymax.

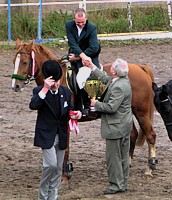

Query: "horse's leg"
<box><xmin>61</xmin><ymin>95</ymin><xmax>76</xmax><ymax>187</ymax></box>
<box><xmin>145</xmin><ymin>142</ymin><xmax>157</xmax><ymax>176</ymax></box>
<box><xmin>136</xmin><ymin>116</ymin><xmax>157</xmax><ymax>176</ymax></box>
<box><xmin>61</xmin><ymin>131</ymin><xmax>72</xmax><ymax>187</ymax></box>
<box><xmin>129</xmin><ymin>122</ymin><xmax>138</xmax><ymax>166</ymax></box>
<box><xmin>144</xmin><ymin>125</ymin><xmax>158</xmax><ymax>175</ymax></box>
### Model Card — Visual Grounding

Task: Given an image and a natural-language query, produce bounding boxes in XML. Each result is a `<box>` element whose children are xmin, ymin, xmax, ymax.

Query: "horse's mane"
<box><xmin>16</xmin><ymin>41</ymin><xmax>61</xmax><ymax>63</ymax></box>
<box><xmin>34</xmin><ymin>43</ymin><xmax>59</xmax><ymax>61</ymax></box>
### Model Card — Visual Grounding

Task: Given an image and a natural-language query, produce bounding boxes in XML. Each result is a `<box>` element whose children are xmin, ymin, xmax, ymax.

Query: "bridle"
<box><xmin>11</xmin><ymin>51</ymin><xmax>36</xmax><ymax>85</ymax></box>
<box><xmin>160</xmin><ymin>95</ymin><xmax>172</xmax><ymax>127</ymax></box>
<box><xmin>160</xmin><ymin>95</ymin><xmax>172</xmax><ymax>104</ymax></box>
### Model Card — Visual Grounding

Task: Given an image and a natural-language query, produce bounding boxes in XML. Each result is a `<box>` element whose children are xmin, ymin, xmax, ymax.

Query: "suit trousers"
<box><xmin>38</xmin><ymin>135</ymin><xmax>65</xmax><ymax>200</ymax></box>
<box><xmin>106</xmin><ymin>134</ymin><xmax>130</xmax><ymax>191</ymax></box>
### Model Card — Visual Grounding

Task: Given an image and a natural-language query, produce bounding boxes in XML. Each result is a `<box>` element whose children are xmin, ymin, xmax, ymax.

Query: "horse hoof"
<box><xmin>60</xmin><ymin>178</ymin><xmax>70</xmax><ymax>190</ymax></box>
<box><xmin>129</xmin><ymin>156</ymin><xmax>133</xmax><ymax>167</ymax></box>
<box><xmin>144</xmin><ymin>171</ymin><xmax>153</xmax><ymax>177</ymax></box>
<box><xmin>148</xmin><ymin>157</ymin><xmax>158</xmax><ymax>170</ymax></box>
<box><xmin>60</xmin><ymin>183</ymin><xmax>70</xmax><ymax>190</ymax></box>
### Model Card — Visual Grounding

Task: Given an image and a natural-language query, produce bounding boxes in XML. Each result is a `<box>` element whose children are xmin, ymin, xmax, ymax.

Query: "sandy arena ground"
<box><xmin>1</xmin><ymin>41</ymin><xmax>172</xmax><ymax>199</ymax></box>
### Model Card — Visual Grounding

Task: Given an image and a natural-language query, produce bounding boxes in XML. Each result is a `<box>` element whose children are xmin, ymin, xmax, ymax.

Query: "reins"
<box><xmin>160</xmin><ymin>95</ymin><xmax>172</xmax><ymax>105</ymax></box>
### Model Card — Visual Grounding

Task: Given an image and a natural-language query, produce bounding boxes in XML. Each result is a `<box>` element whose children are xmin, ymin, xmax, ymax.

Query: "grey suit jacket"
<box><xmin>93</xmin><ymin>69</ymin><xmax>133</xmax><ymax>139</ymax></box>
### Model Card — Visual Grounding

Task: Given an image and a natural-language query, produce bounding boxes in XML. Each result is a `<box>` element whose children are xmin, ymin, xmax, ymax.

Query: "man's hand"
<box><xmin>75</xmin><ymin>110</ymin><xmax>82</xmax><ymax>119</ymax></box>
<box><xmin>41</xmin><ymin>76</ymin><xmax>55</xmax><ymax>94</ymax></box>
<box><xmin>69</xmin><ymin>53</ymin><xmax>80</xmax><ymax>61</ymax></box>
<box><xmin>79</xmin><ymin>52</ymin><xmax>88</xmax><ymax>60</ymax></box>
<box><xmin>70</xmin><ymin>110</ymin><xmax>82</xmax><ymax>119</ymax></box>
<box><xmin>82</xmin><ymin>57</ymin><xmax>95</xmax><ymax>69</ymax></box>
<box><xmin>91</xmin><ymin>99</ymin><xmax>97</xmax><ymax>107</ymax></box>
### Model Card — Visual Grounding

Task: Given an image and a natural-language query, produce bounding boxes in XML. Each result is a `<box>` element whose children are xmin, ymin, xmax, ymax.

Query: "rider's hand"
<box><xmin>82</xmin><ymin>57</ymin><xmax>95</xmax><ymax>69</ymax></box>
<box><xmin>79</xmin><ymin>52</ymin><xmax>89</xmax><ymax>60</ymax></box>
<box><xmin>69</xmin><ymin>54</ymin><xmax>80</xmax><ymax>61</ymax></box>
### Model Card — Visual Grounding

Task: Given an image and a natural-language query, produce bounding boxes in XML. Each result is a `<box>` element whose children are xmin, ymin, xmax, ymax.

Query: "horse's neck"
<box><xmin>34</xmin><ymin>52</ymin><xmax>50</xmax><ymax>85</ymax></box>
<box><xmin>103</xmin><ymin>63</ymin><xmax>111</xmax><ymax>75</ymax></box>
<box><xmin>34</xmin><ymin>49</ymin><xmax>59</xmax><ymax>86</ymax></box>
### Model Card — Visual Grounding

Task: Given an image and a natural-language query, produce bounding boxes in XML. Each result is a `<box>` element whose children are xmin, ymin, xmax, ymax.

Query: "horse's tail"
<box><xmin>140</xmin><ymin>64</ymin><xmax>155</xmax><ymax>114</ymax></box>
<box><xmin>136</xmin><ymin>64</ymin><xmax>155</xmax><ymax>147</ymax></box>
<box><xmin>136</xmin><ymin>101</ymin><xmax>155</xmax><ymax>147</ymax></box>
<box><xmin>139</xmin><ymin>64</ymin><xmax>155</xmax><ymax>121</ymax></box>
<box><xmin>139</xmin><ymin>64</ymin><xmax>154</xmax><ymax>82</ymax></box>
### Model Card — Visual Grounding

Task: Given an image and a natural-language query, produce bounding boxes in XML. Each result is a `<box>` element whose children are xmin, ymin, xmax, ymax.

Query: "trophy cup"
<box><xmin>84</xmin><ymin>80</ymin><xmax>101</xmax><ymax>112</ymax></box>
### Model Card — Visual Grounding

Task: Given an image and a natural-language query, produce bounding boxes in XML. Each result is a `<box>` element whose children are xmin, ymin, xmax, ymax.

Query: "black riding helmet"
<box><xmin>42</xmin><ymin>60</ymin><xmax>62</xmax><ymax>81</ymax></box>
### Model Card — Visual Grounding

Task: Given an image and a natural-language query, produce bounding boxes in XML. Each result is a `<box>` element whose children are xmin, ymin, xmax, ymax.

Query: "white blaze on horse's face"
<box><xmin>12</xmin><ymin>54</ymin><xmax>21</xmax><ymax>88</ymax></box>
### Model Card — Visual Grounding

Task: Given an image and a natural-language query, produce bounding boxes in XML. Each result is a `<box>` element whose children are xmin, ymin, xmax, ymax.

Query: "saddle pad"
<box><xmin>76</xmin><ymin>66</ymin><xmax>92</xmax><ymax>89</ymax></box>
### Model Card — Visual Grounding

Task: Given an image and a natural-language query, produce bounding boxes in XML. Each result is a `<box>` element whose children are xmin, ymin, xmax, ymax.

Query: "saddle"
<box><xmin>61</xmin><ymin>55</ymin><xmax>104</xmax><ymax>120</ymax></box>
<box><xmin>61</xmin><ymin>55</ymin><xmax>79</xmax><ymax>95</ymax></box>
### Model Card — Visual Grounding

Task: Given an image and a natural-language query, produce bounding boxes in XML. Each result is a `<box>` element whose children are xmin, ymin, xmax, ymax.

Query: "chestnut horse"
<box><xmin>11</xmin><ymin>39</ymin><xmax>157</xmax><ymax>185</ymax></box>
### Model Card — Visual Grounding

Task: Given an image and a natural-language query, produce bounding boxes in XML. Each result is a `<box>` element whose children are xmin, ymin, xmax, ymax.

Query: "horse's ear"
<box><xmin>16</xmin><ymin>38</ymin><xmax>22</xmax><ymax>49</ymax></box>
<box><xmin>31</xmin><ymin>39</ymin><xmax>35</xmax><ymax>44</ymax></box>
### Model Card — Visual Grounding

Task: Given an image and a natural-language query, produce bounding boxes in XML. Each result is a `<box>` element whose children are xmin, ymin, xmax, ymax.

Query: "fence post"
<box><xmin>167</xmin><ymin>0</ymin><xmax>172</xmax><ymax>27</ymax></box>
<box><xmin>36</xmin><ymin>0</ymin><xmax>43</xmax><ymax>43</ymax></box>
<box><xmin>83</xmin><ymin>0</ymin><xmax>86</xmax><ymax>10</ymax></box>
<box><xmin>8</xmin><ymin>0</ymin><xmax>12</xmax><ymax>42</ymax></box>
<box><xmin>79</xmin><ymin>0</ymin><xmax>86</xmax><ymax>10</ymax></box>
<box><xmin>127</xmin><ymin>0</ymin><xmax>132</xmax><ymax>29</ymax></box>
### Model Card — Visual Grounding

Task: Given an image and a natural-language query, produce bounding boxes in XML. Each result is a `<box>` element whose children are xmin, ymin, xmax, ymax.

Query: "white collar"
<box><xmin>50</xmin><ymin>90</ymin><xmax>58</xmax><ymax>95</ymax></box>
<box><xmin>76</xmin><ymin>26</ymin><xmax>83</xmax><ymax>37</ymax></box>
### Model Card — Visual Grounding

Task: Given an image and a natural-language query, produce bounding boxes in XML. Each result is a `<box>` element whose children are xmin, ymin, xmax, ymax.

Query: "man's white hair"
<box><xmin>111</xmin><ymin>58</ymin><xmax>129</xmax><ymax>77</ymax></box>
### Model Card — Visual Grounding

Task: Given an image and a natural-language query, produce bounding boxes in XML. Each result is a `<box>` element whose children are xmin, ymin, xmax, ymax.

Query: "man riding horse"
<box><xmin>65</xmin><ymin>8</ymin><xmax>101</xmax><ymax>112</ymax></box>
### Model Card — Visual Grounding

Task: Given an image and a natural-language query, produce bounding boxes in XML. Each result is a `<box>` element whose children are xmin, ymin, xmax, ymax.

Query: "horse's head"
<box><xmin>12</xmin><ymin>39</ymin><xmax>68</xmax><ymax>92</ymax></box>
<box><xmin>12</xmin><ymin>39</ymin><xmax>38</xmax><ymax>91</ymax></box>
<box><xmin>12</xmin><ymin>38</ymin><xmax>53</xmax><ymax>91</ymax></box>
<box><xmin>153</xmin><ymin>80</ymin><xmax>172</xmax><ymax>141</ymax></box>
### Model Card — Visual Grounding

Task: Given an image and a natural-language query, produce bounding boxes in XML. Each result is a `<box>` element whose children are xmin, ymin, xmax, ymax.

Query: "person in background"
<box><xmin>83</xmin><ymin>57</ymin><xmax>133</xmax><ymax>195</ymax></box>
<box><xmin>29</xmin><ymin>60</ymin><xmax>82</xmax><ymax>200</ymax></box>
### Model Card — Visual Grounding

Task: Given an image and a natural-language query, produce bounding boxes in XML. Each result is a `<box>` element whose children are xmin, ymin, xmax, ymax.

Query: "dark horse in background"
<box><xmin>11</xmin><ymin>39</ymin><xmax>157</xmax><ymax>185</ymax></box>
<box><xmin>153</xmin><ymin>80</ymin><xmax>172</xmax><ymax>141</ymax></box>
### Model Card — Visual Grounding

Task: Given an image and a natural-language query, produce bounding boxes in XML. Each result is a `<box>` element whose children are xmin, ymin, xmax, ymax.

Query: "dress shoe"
<box><xmin>103</xmin><ymin>188</ymin><xmax>125</xmax><ymax>195</ymax></box>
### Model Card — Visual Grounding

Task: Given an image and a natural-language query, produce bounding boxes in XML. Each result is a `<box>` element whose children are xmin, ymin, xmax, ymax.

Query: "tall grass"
<box><xmin>131</xmin><ymin>7</ymin><xmax>169</xmax><ymax>31</ymax></box>
<box><xmin>0</xmin><ymin>6</ymin><xmax>171</xmax><ymax>41</ymax></box>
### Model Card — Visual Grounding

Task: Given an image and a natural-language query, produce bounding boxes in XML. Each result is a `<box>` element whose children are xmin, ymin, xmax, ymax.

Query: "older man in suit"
<box><xmin>83</xmin><ymin>57</ymin><xmax>133</xmax><ymax>195</ymax></box>
<box><xmin>29</xmin><ymin>60</ymin><xmax>81</xmax><ymax>200</ymax></box>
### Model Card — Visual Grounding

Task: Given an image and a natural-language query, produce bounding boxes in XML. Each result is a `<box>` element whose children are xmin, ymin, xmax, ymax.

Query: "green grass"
<box><xmin>0</xmin><ymin>6</ymin><xmax>171</xmax><ymax>41</ymax></box>
<box><xmin>2</xmin><ymin>37</ymin><xmax>172</xmax><ymax>51</ymax></box>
